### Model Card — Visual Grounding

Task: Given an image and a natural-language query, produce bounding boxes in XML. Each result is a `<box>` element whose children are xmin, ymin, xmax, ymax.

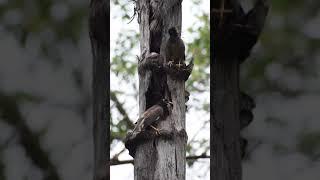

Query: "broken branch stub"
<box><xmin>213</xmin><ymin>0</ymin><xmax>269</xmax><ymax>63</ymax></box>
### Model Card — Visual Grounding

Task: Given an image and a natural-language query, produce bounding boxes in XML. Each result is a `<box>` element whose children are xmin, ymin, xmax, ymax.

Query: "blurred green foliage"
<box><xmin>111</xmin><ymin>30</ymin><xmax>139</xmax><ymax>79</ymax></box>
<box><xmin>0</xmin><ymin>0</ymin><xmax>89</xmax><ymax>179</ymax></box>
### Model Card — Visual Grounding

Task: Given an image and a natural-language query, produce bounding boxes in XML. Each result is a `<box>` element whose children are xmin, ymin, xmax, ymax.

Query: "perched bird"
<box><xmin>133</xmin><ymin>99</ymin><xmax>173</xmax><ymax>135</ymax></box>
<box><xmin>165</xmin><ymin>27</ymin><xmax>185</xmax><ymax>68</ymax></box>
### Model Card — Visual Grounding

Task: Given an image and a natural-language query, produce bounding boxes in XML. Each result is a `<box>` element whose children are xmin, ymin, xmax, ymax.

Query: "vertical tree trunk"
<box><xmin>211</xmin><ymin>0</ymin><xmax>268</xmax><ymax>180</ymax></box>
<box><xmin>134</xmin><ymin>0</ymin><xmax>187</xmax><ymax>179</ymax></box>
<box><xmin>211</xmin><ymin>1</ymin><xmax>242</xmax><ymax>179</ymax></box>
<box><xmin>89</xmin><ymin>0</ymin><xmax>109</xmax><ymax>180</ymax></box>
<box><xmin>212</xmin><ymin>59</ymin><xmax>241</xmax><ymax>180</ymax></box>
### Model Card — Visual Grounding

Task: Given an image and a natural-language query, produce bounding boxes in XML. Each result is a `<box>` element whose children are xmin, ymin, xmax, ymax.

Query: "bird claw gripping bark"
<box><xmin>164</xmin><ymin>27</ymin><xmax>191</xmax><ymax>80</ymax></box>
<box><xmin>124</xmin><ymin>99</ymin><xmax>173</xmax><ymax>157</ymax></box>
<box><xmin>167</xmin><ymin>61</ymin><xmax>174</xmax><ymax>67</ymax></box>
<box><xmin>150</xmin><ymin>125</ymin><xmax>162</xmax><ymax>136</ymax></box>
<box><xmin>165</xmin><ymin>58</ymin><xmax>193</xmax><ymax>81</ymax></box>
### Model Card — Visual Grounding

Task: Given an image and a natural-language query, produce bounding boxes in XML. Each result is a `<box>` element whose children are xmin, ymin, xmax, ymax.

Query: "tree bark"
<box><xmin>212</xmin><ymin>59</ymin><xmax>241</xmax><ymax>180</ymax></box>
<box><xmin>211</xmin><ymin>0</ymin><xmax>268</xmax><ymax>180</ymax></box>
<box><xmin>89</xmin><ymin>0</ymin><xmax>109</xmax><ymax>180</ymax></box>
<box><xmin>133</xmin><ymin>0</ymin><xmax>187</xmax><ymax>179</ymax></box>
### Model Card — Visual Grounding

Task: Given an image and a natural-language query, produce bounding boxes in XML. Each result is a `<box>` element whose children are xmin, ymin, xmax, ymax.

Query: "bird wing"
<box><xmin>179</xmin><ymin>38</ymin><xmax>186</xmax><ymax>61</ymax></box>
<box><xmin>143</xmin><ymin>105</ymin><xmax>164</xmax><ymax>127</ymax></box>
<box><xmin>132</xmin><ymin>105</ymin><xmax>165</xmax><ymax>133</ymax></box>
<box><xmin>132</xmin><ymin>117</ymin><xmax>144</xmax><ymax>133</ymax></box>
<box><xmin>165</xmin><ymin>39</ymin><xmax>175</xmax><ymax>60</ymax></box>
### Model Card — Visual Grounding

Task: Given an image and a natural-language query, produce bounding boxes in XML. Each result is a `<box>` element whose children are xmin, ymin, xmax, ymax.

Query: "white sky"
<box><xmin>110</xmin><ymin>0</ymin><xmax>210</xmax><ymax>179</ymax></box>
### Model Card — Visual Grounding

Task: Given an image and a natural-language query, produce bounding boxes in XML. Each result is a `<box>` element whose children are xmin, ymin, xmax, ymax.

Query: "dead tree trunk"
<box><xmin>89</xmin><ymin>0</ymin><xmax>109</xmax><ymax>180</ymax></box>
<box><xmin>124</xmin><ymin>0</ymin><xmax>193</xmax><ymax>179</ymax></box>
<box><xmin>135</xmin><ymin>0</ymin><xmax>186</xmax><ymax>179</ymax></box>
<box><xmin>212</xmin><ymin>0</ymin><xmax>268</xmax><ymax>180</ymax></box>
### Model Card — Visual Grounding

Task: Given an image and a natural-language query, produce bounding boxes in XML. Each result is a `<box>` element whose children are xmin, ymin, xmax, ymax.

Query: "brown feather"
<box><xmin>165</xmin><ymin>28</ymin><xmax>185</xmax><ymax>64</ymax></box>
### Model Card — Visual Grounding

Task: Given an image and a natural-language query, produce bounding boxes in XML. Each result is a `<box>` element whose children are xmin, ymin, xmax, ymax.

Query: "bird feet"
<box><xmin>167</xmin><ymin>61</ymin><xmax>184</xmax><ymax>68</ymax></box>
<box><xmin>177</xmin><ymin>61</ymin><xmax>182</xmax><ymax>68</ymax></box>
<box><xmin>167</xmin><ymin>61</ymin><xmax>174</xmax><ymax>67</ymax></box>
<box><xmin>150</xmin><ymin>125</ymin><xmax>161</xmax><ymax>136</ymax></box>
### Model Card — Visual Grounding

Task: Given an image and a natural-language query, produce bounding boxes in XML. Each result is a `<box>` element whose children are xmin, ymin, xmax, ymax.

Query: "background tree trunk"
<box><xmin>212</xmin><ymin>59</ymin><xmax>241</xmax><ymax>180</ymax></box>
<box><xmin>211</xmin><ymin>0</ymin><xmax>268</xmax><ymax>180</ymax></box>
<box><xmin>211</xmin><ymin>1</ymin><xmax>242</xmax><ymax>179</ymax></box>
<box><xmin>89</xmin><ymin>0</ymin><xmax>109</xmax><ymax>180</ymax></box>
<box><xmin>134</xmin><ymin>0</ymin><xmax>187</xmax><ymax>179</ymax></box>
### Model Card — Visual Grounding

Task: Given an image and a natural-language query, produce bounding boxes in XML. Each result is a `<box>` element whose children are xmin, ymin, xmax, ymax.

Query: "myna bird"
<box><xmin>165</xmin><ymin>27</ymin><xmax>185</xmax><ymax>68</ymax></box>
<box><xmin>133</xmin><ymin>99</ymin><xmax>173</xmax><ymax>135</ymax></box>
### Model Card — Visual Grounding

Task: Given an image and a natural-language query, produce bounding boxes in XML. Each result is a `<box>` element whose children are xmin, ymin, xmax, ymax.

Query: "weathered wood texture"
<box><xmin>134</xmin><ymin>0</ymin><xmax>187</xmax><ymax>180</ymax></box>
<box><xmin>89</xmin><ymin>0</ymin><xmax>109</xmax><ymax>180</ymax></box>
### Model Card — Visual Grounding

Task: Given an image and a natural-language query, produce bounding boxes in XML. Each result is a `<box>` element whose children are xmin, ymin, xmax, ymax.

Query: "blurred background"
<box><xmin>240</xmin><ymin>0</ymin><xmax>320</xmax><ymax>179</ymax></box>
<box><xmin>0</xmin><ymin>0</ymin><xmax>319</xmax><ymax>180</ymax></box>
<box><xmin>0</xmin><ymin>0</ymin><xmax>92</xmax><ymax>180</ymax></box>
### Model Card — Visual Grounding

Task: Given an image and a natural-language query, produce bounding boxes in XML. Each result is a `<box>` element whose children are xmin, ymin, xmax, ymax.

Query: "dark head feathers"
<box><xmin>168</xmin><ymin>27</ymin><xmax>179</xmax><ymax>37</ymax></box>
<box><xmin>158</xmin><ymin>98</ymin><xmax>172</xmax><ymax>107</ymax></box>
<box><xmin>158</xmin><ymin>98</ymin><xmax>173</xmax><ymax>113</ymax></box>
